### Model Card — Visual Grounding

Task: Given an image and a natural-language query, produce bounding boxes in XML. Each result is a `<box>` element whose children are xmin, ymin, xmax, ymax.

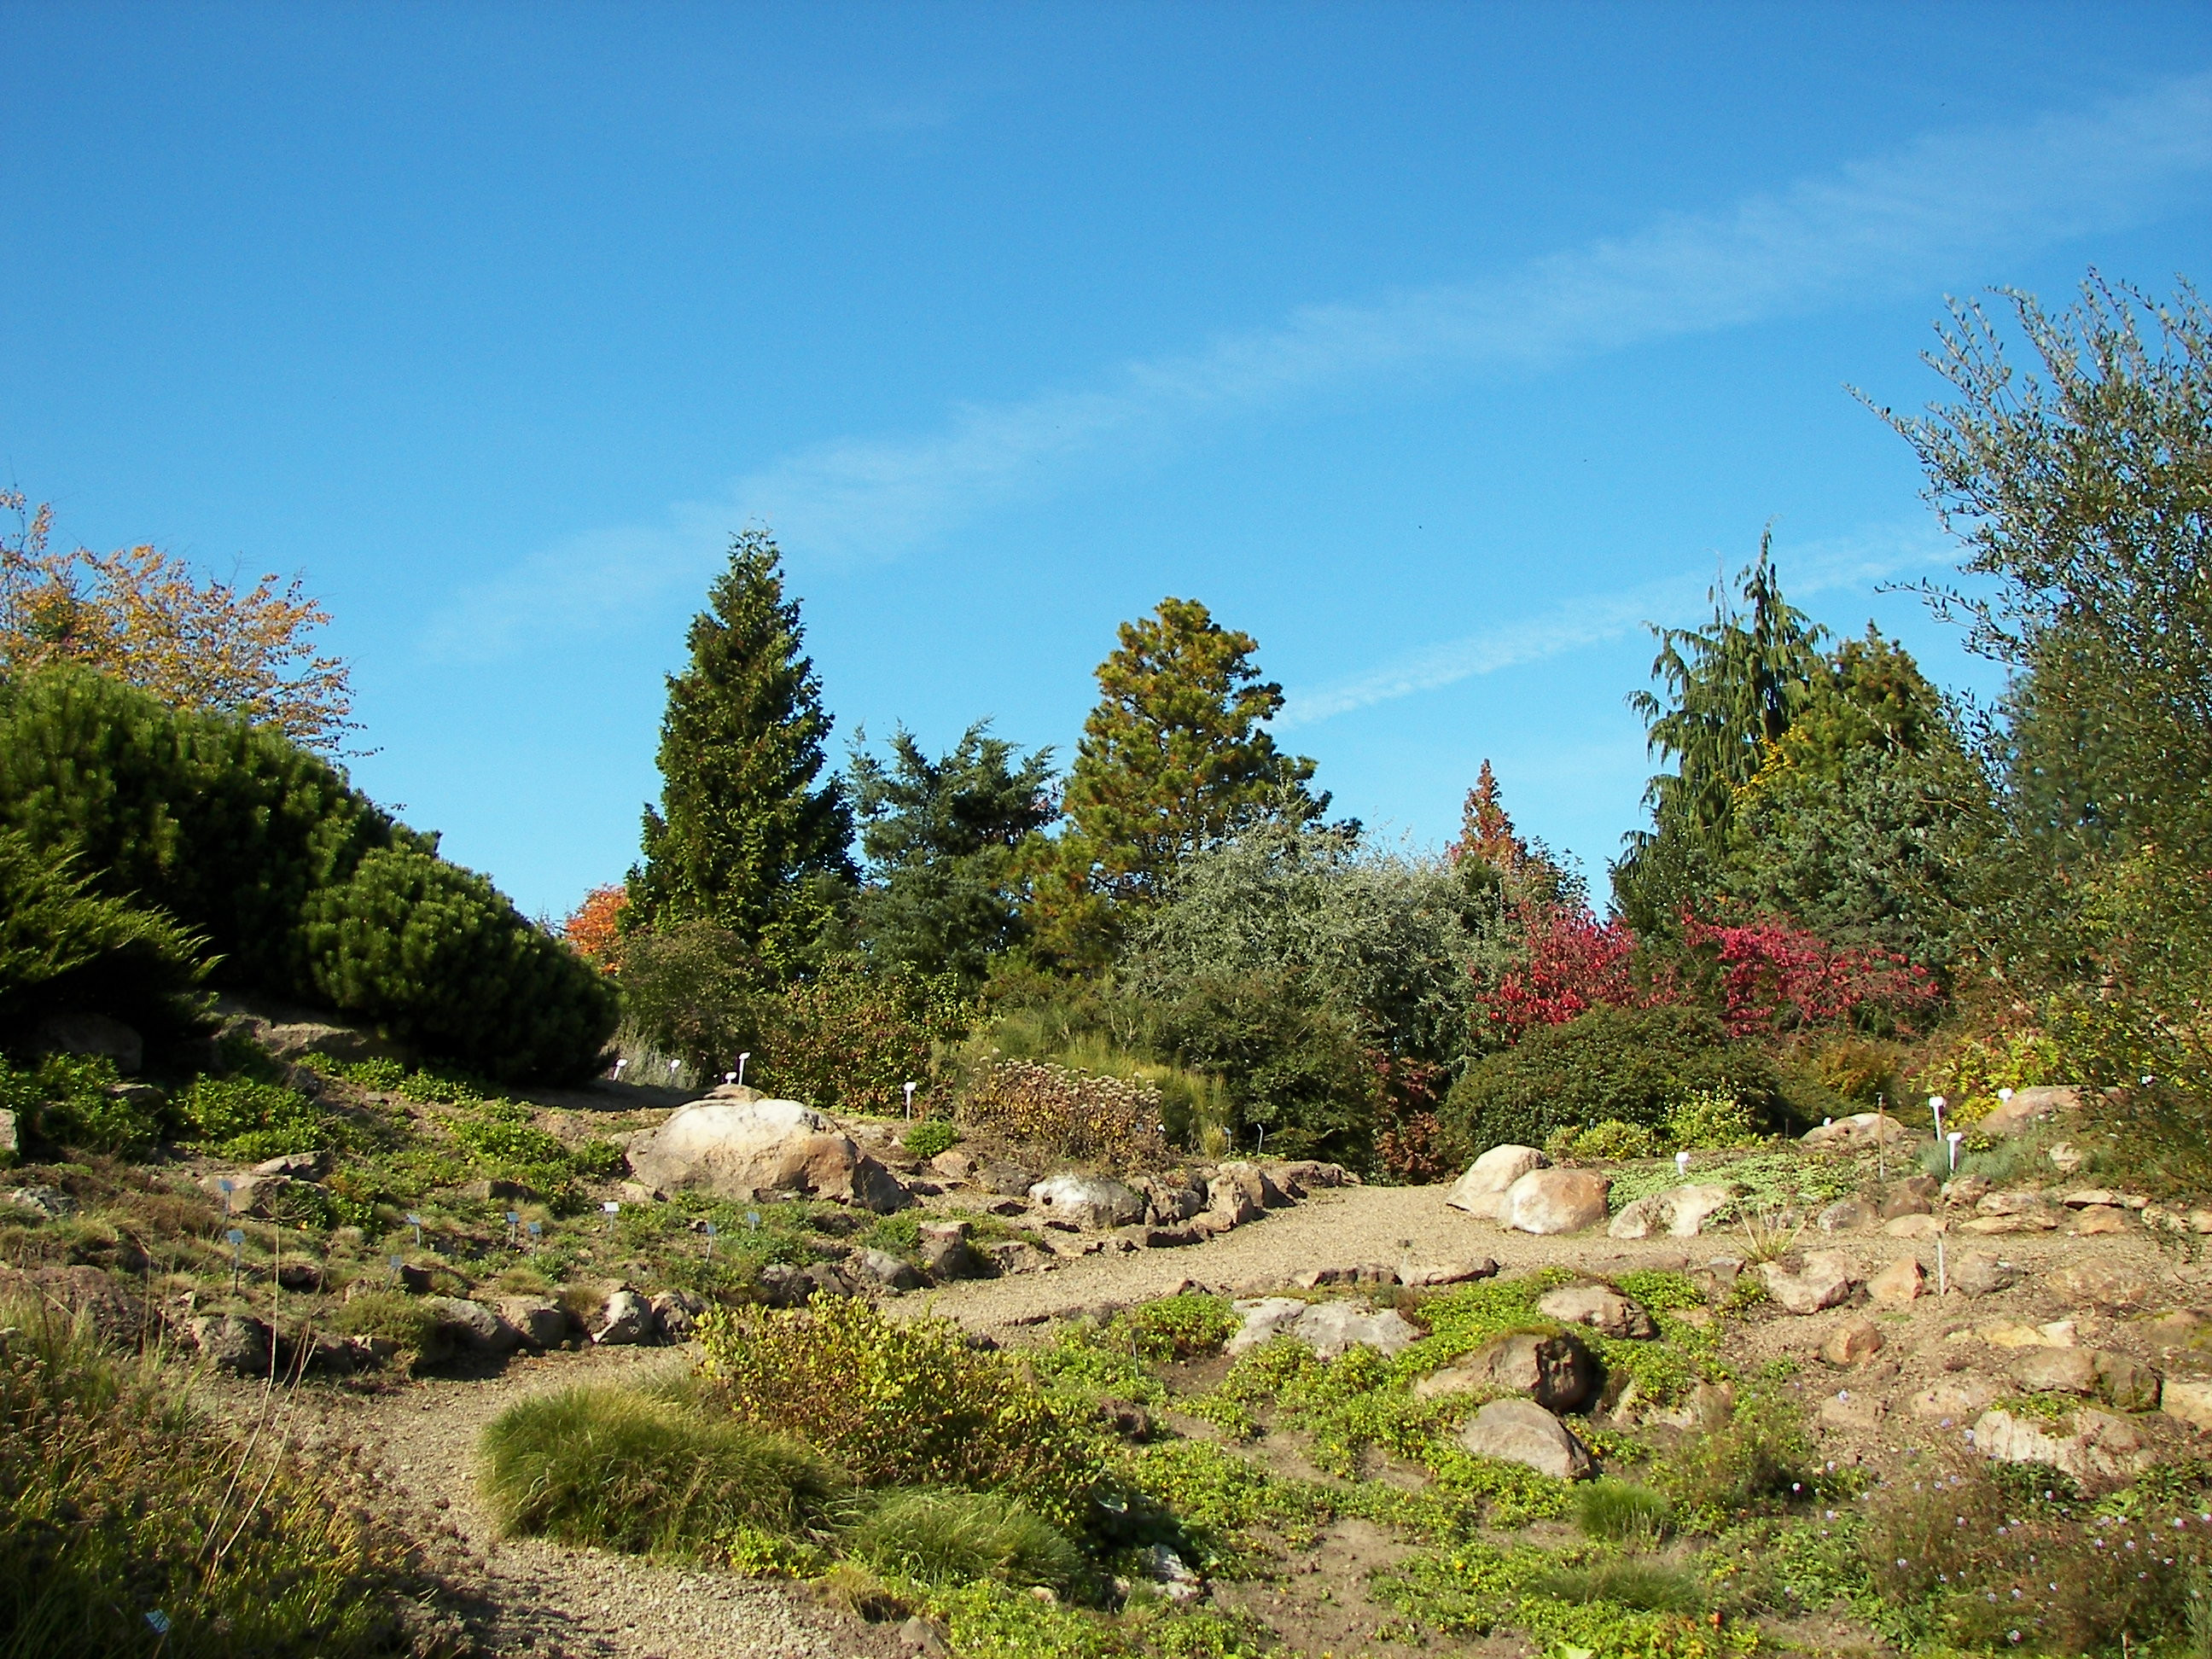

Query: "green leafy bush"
<box><xmin>478</xmin><ymin>1383</ymin><xmax>839</xmax><ymax>1556</ymax></box>
<box><xmin>847</xmin><ymin>1488</ymin><xmax>1085</xmax><ymax>1592</ymax></box>
<box><xmin>176</xmin><ymin>1076</ymin><xmax>333</xmax><ymax>1161</ymax></box>
<box><xmin>0</xmin><ymin>1053</ymin><xmax>168</xmax><ymax>1156</ymax></box>
<box><xmin>903</xmin><ymin>1118</ymin><xmax>963</xmax><ymax>1159</ymax></box>
<box><xmin>1442</xmin><ymin>1004</ymin><xmax>1778</xmax><ymax>1157</ymax></box>
<box><xmin>1546</xmin><ymin>1117</ymin><xmax>1660</xmax><ymax>1161</ymax></box>
<box><xmin>763</xmin><ymin>963</ymin><xmax>969</xmax><ymax>1115</ymax></box>
<box><xmin>696</xmin><ymin>1297</ymin><xmax>1109</xmax><ymax>1531</ymax></box>
<box><xmin>1</xmin><ymin>1300</ymin><xmax>456</xmax><ymax>1656</ymax></box>
<box><xmin>1664</xmin><ymin>1087</ymin><xmax>1763</xmax><ymax>1150</ymax></box>
<box><xmin>304</xmin><ymin>847</ymin><xmax>617</xmax><ymax>1082</ymax></box>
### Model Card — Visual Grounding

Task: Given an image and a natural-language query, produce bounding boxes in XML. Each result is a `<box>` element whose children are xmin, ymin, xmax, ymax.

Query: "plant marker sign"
<box><xmin>736</xmin><ymin>1051</ymin><xmax>751</xmax><ymax>1086</ymax></box>
<box><xmin>1930</xmin><ymin>1094</ymin><xmax>1947</xmax><ymax>1139</ymax></box>
<box><xmin>217</xmin><ymin>1178</ymin><xmax>234</xmax><ymax>1218</ymax></box>
<box><xmin>388</xmin><ymin>1254</ymin><xmax>406</xmax><ymax>1282</ymax></box>
<box><xmin>602</xmin><ymin>1199</ymin><xmax>620</xmax><ymax>1231</ymax></box>
<box><xmin>904</xmin><ymin>1080</ymin><xmax>917</xmax><ymax>1118</ymax></box>
<box><xmin>406</xmin><ymin>1212</ymin><xmax>423</xmax><ymax>1249</ymax></box>
<box><xmin>1947</xmin><ymin>1131</ymin><xmax>1965</xmax><ymax>1173</ymax></box>
<box><xmin>226</xmin><ymin>1228</ymin><xmax>245</xmax><ymax>1293</ymax></box>
<box><xmin>703</xmin><ymin>1219</ymin><xmax>717</xmax><ymax>1260</ymax></box>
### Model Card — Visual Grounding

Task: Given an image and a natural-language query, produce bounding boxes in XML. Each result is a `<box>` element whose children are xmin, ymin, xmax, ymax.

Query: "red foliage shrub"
<box><xmin>1678</xmin><ymin>910</ymin><xmax>1941</xmax><ymax>1038</ymax></box>
<box><xmin>1477</xmin><ymin>900</ymin><xmax>1653</xmax><ymax>1044</ymax></box>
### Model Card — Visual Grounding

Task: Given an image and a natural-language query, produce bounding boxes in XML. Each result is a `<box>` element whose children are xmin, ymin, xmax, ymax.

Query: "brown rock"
<box><xmin>2093</xmin><ymin>1351</ymin><xmax>2163</xmax><ymax>1412</ymax></box>
<box><xmin>1867</xmin><ymin>1256</ymin><xmax>1925</xmax><ymax>1304</ymax></box>
<box><xmin>1883</xmin><ymin>1214</ymin><xmax>1947</xmax><ymax>1239</ymax></box>
<box><xmin>1821</xmin><ymin>1318</ymin><xmax>1885</xmax><ymax>1365</ymax></box>
<box><xmin>1537</xmin><ymin>1283</ymin><xmax>1658</xmax><ymax>1339</ymax></box>
<box><xmin>1816</xmin><ymin>1197</ymin><xmax>1877</xmax><ymax>1233</ymax></box>
<box><xmin>929</xmin><ymin>1150</ymin><xmax>975</xmax><ymax>1182</ymax></box>
<box><xmin>1445</xmin><ymin>1145</ymin><xmax>1548</xmax><ymax>1214</ymax></box>
<box><xmin>1948</xmin><ymin>1250</ymin><xmax>2019</xmax><ymax>1297</ymax></box>
<box><xmin>1878</xmin><ymin>1176</ymin><xmax>1940</xmax><ymax>1219</ymax></box>
<box><xmin>2048</xmin><ymin>1259</ymin><xmax>2159</xmax><ymax>1313</ymax></box>
<box><xmin>1978</xmin><ymin>1085</ymin><xmax>2081</xmax><ymax>1138</ymax></box>
<box><xmin>1455</xmin><ymin>1398</ymin><xmax>1593</xmax><ymax>1479</ymax></box>
<box><xmin>2073</xmin><ymin>1206</ymin><xmax>2130</xmax><ymax>1235</ymax></box>
<box><xmin>1414</xmin><ymin>1330</ymin><xmax>1597</xmax><ymax>1411</ymax></box>
<box><xmin>1761</xmin><ymin>1250</ymin><xmax>1861</xmax><ymax>1314</ymax></box>
<box><xmin>2011</xmin><ymin>1346</ymin><xmax>2098</xmax><ymax>1394</ymax></box>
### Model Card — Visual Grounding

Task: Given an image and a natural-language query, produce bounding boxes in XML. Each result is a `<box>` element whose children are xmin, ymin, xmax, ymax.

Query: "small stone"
<box><xmin>1456</xmin><ymin>1398</ymin><xmax>1592</xmax><ymax>1479</ymax></box>
<box><xmin>2093</xmin><ymin>1352</ymin><xmax>2163</xmax><ymax>1412</ymax></box>
<box><xmin>592</xmin><ymin>1289</ymin><xmax>655</xmax><ymax>1345</ymax></box>
<box><xmin>1820</xmin><ymin>1318</ymin><xmax>1884</xmax><ymax>1366</ymax></box>
<box><xmin>2061</xmin><ymin>1188</ymin><xmax>2123</xmax><ymax>1208</ymax></box>
<box><xmin>1536</xmin><ymin>1283</ymin><xmax>1657</xmax><ymax>1340</ymax></box>
<box><xmin>4</xmin><ymin>1185</ymin><xmax>75</xmax><ymax>1220</ymax></box>
<box><xmin>977</xmin><ymin>1161</ymin><xmax>1037</xmax><ymax>1197</ymax></box>
<box><xmin>1942</xmin><ymin>1174</ymin><xmax>1994</xmax><ymax>1207</ymax></box>
<box><xmin>853</xmin><ymin>1247</ymin><xmax>924</xmax><ymax>1291</ymax></box>
<box><xmin>1867</xmin><ymin>1257</ymin><xmax>1924</xmax><ymax>1305</ymax></box>
<box><xmin>1878</xmin><ymin>1176</ymin><xmax>1939</xmax><ymax>1219</ymax></box>
<box><xmin>1948</xmin><ymin>1250</ymin><xmax>2018</xmax><ymax>1298</ymax></box>
<box><xmin>1398</xmin><ymin>1259</ymin><xmax>1498</xmax><ymax>1288</ymax></box>
<box><xmin>2047</xmin><ymin>1259</ymin><xmax>2159</xmax><ymax>1312</ymax></box>
<box><xmin>1883</xmin><ymin>1214</ymin><xmax>1947</xmax><ymax>1239</ymax></box>
<box><xmin>1799</xmin><ymin>1113</ymin><xmax>1910</xmax><ymax>1152</ymax></box>
<box><xmin>984</xmin><ymin>1238</ymin><xmax>1051</xmax><ymax>1276</ymax></box>
<box><xmin>928</xmin><ymin>1150</ymin><xmax>975</xmax><ymax>1183</ymax></box>
<box><xmin>1816</xmin><ymin>1197</ymin><xmax>1876</xmax><ymax>1233</ymax></box>
<box><xmin>498</xmin><ymin>1296</ymin><xmax>572</xmax><ymax>1348</ymax></box>
<box><xmin>188</xmin><ymin>1313</ymin><xmax>272</xmax><ymax>1375</ymax></box>
<box><xmin>2073</xmin><ymin>1206</ymin><xmax>2130</xmax><ymax>1235</ymax></box>
<box><xmin>649</xmin><ymin>1289</ymin><xmax>707</xmax><ymax>1340</ymax></box>
<box><xmin>427</xmin><ymin>1297</ymin><xmax>525</xmax><ymax>1356</ymax></box>
<box><xmin>2162</xmin><ymin>1377</ymin><xmax>2212</xmax><ymax>1433</ymax></box>
<box><xmin>2010</xmin><ymin>1347</ymin><xmax>2098</xmax><ymax>1394</ymax></box>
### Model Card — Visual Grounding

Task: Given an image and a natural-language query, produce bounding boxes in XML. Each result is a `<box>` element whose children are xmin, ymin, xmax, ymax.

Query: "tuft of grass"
<box><xmin>323</xmin><ymin>1289</ymin><xmax>439</xmax><ymax>1353</ymax></box>
<box><xmin>847</xmin><ymin>1488</ymin><xmax>1086</xmax><ymax>1593</ymax></box>
<box><xmin>1530</xmin><ymin>1557</ymin><xmax>1705</xmax><ymax>1613</ymax></box>
<box><xmin>1575</xmin><ymin>1479</ymin><xmax>1674</xmax><ymax>1545</ymax></box>
<box><xmin>478</xmin><ymin>1382</ymin><xmax>841</xmax><ymax>1556</ymax></box>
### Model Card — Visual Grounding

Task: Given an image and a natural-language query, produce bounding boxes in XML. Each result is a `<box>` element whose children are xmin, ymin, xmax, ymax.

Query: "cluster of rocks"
<box><xmin>618</xmin><ymin>1090</ymin><xmax>1353</xmax><ymax>1287</ymax></box>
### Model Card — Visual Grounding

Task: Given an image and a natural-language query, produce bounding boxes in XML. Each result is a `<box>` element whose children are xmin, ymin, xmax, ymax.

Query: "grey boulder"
<box><xmin>1414</xmin><ymin>1330</ymin><xmax>1596</xmax><ymax>1412</ymax></box>
<box><xmin>1457</xmin><ymin>1398</ymin><xmax>1593</xmax><ymax>1480</ymax></box>
<box><xmin>1028</xmin><ymin>1173</ymin><xmax>1147</xmax><ymax>1231</ymax></box>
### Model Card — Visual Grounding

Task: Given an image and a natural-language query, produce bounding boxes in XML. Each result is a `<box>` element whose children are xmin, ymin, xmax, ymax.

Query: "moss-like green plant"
<box><xmin>903</xmin><ymin>1118</ymin><xmax>963</xmax><ymax>1159</ymax></box>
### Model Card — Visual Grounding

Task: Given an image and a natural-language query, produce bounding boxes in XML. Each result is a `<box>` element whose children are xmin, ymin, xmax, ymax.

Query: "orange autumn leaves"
<box><xmin>561</xmin><ymin>884</ymin><xmax>628</xmax><ymax>974</ymax></box>
<box><xmin>1</xmin><ymin>490</ymin><xmax>356</xmax><ymax>750</ymax></box>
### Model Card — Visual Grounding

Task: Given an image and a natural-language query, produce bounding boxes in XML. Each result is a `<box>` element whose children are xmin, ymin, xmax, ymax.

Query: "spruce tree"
<box><xmin>631</xmin><ymin>531</ymin><xmax>854</xmax><ymax>963</ymax></box>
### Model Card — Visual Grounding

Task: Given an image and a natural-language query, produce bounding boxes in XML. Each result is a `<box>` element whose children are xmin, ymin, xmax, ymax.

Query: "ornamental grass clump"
<box><xmin>847</xmin><ymin>1488</ymin><xmax>1086</xmax><ymax>1594</ymax></box>
<box><xmin>694</xmin><ymin>1296</ymin><xmax>1111</xmax><ymax>1531</ymax></box>
<box><xmin>478</xmin><ymin>1382</ymin><xmax>840</xmax><ymax>1557</ymax></box>
<box><xmin>1575</xmin><ymin>1479</ymin><xmax>1674</xmax><ymax>1545</ymax></box>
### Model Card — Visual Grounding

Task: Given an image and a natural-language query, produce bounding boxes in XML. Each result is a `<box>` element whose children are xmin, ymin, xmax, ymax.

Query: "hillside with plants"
<box><xmin>3</xmin><ymin>276</ymin><xmax>2212</xmax><ymax>1659</ymax></box>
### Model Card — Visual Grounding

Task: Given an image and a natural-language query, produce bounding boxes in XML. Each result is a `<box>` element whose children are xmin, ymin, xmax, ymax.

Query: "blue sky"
<box><xmin>7</xmin><ymin>3</ymin><xmax>2212</xmax><ymax>918</ymax></box>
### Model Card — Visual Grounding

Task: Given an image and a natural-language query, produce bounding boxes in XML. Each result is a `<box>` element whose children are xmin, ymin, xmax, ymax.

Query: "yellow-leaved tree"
<box><xmin>0</xmin><ymin>490</ymin><xmax>356</xmax><ymax>750</ymax></box>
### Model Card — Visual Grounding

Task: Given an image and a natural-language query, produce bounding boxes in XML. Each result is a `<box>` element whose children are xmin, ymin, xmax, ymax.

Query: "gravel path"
<box><xmin>274</xmin><ymin>1345</ymin><xmax>898</xmax><ymax>1659</ymax></box>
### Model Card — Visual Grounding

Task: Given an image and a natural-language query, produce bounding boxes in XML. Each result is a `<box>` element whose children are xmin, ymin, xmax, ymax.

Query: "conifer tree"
<box><xmin>1028</xmin><ymin>597</ymin><xmax>1319</xmax><ymax>964</ymax></box>
<box><xmin>631</xmin><ymin>531</ymin><xmax>854</xmax><ymax>963</ymax></box>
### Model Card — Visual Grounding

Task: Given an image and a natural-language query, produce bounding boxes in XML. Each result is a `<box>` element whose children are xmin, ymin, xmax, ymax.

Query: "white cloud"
<box><xmin>425</xmin><ymin>72</ymin><xmax>2212</xmax><ymax>659</ymax></box>
<box><xmin>1273</xmin><ymin>521</ymin><xmax>1953</xmax><ymax>728</ymax></box>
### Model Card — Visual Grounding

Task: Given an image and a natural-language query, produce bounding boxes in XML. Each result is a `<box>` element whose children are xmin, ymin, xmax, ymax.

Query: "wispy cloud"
<box><xmin>427</xmin><ymin>72</ymin><xmax>2212</xmax><ymax>658</ymax></box>
<box><xmin>1273</xmin><ymin>521</ymin><xmax>1952</xmax><ymax>729</ymax></box>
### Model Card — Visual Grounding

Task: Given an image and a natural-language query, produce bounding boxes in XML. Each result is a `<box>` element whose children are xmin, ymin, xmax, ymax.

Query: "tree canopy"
<box><xmin>630</xmin><ymin>530</ymin><xmax>854</xmax><ymax>971</ymax></box>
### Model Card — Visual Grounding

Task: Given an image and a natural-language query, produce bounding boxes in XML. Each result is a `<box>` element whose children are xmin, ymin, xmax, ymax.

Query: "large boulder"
<box><xmin>1414</xmin><ymin>1330</ymin><xmax>1596</xmax><ymax>1412</ymax></box>
<box><xmin>1979</xmin><ymin>1086</ymin><xmax>2081</xmax><ymax>1138</ymax></box>
<box><xmin>624</xmin><ymin>1098</ymin><xmax>911</xmax><ymax>1212</ymax></box>
<box><xmin>1457</xmin><ymin>1398</ymin><xmax>1593</xmax><ymax>1479</ymax></box>
<box><xmin>1214</xmin><ymin>1162</ymin><xmax>1289</xmax><ymax>1210</ymax></box>
<box><xmin>1499</xmin><ymin>1168</ymin><xmax>1610</xmax><ymax>1235</ymax></box>
<box><xmin>1029</xmin><ymin>1173</ymin><xmax>1147</xmax><ymax>1231</ymax></box>
<box><xmin>426</xmin><ymin>1297</ymin><xmax>524</xmax><ymax>1357</ymax></box>
<box><xmin>592</xmin><ymin>1289</ymin><xmax>656</xmax><ymax>1345</ymax></box>
<box><xmin>1446</xmin><ymin>1146</ymin><xmax>1548</xmax><ymax>1216</ymax></box>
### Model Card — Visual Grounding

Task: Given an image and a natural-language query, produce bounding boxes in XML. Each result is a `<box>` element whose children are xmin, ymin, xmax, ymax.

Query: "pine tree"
<box><xmin>631</xmin><ymin>531</ymin><xmax>854</xmax><ymax>964</ymax></box>
<box><xmin>1028</xmin><ymin>597</ymin><xmax>1320</xmax><ymax>964</ymax></box>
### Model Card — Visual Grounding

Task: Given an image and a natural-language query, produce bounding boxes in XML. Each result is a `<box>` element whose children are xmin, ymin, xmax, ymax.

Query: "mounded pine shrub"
<box><xmin>303</xmin><ymin>847</ymin><xmax>618</xmax><ymax>1083</ymax></box>
<box><xmin>1441</xmin><ymin>1004</ymin><xmax>1778</xmax><ymax>1159</ymax></box>
<box><xmin>0</xmin><ymin>667</ymin><xmax>405</xmax><ymax>994</ymax></box>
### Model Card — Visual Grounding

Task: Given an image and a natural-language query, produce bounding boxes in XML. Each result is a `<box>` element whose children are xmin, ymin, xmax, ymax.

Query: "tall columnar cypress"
<box><xmin>631</xmin><ymin>531</ymin><xmax>855</xmax><ymax>966</ymax></box>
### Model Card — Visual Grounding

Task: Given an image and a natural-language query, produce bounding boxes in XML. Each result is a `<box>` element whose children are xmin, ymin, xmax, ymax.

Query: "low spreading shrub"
<box><xmin>1653</xmin><ymin>1383</ymin><xmax>1823</xmax><ymax>1532</ymax></box>
<box><xmin>903</xmin><ymin>1118</ymin><xmax>963</xmax><ymax>1159</ymax></box>
<box><xmin>176</xmin><ymin>1075</ymin><xmax>335</xmax><ymax>1161</ymax></box>
<box><xmin>1</xmin><ymin>1300</ymin><xmax>452</xmax><ymax>1656</ymax></box>
<box><xmin>1442</xmin><ymin>1004</ymin><xmax>1778</xmax><ymax>1159</ymax></box>
<box><xmin>478</xmin><ymin>1383</ymin><xmax>840</xmax><ymax>1556</ymax></box>
<box><xmin>304</xmin><ymin>847</ymin><xmax>619</xmax><ymax>1083</ymax></box>
<box><xmin>695</xmin><ymin>1296</ymin><xmax>1109</xmax><ymax>1531</ymax></box>
<box><xmin>957</xmin><ymin>1057</ymin><xmax>1170</xmax><ymax>1171</ymax></box>
<box><xmin>847</xmin><ymin>1488</ymin><xmax>1085</xmax><ymax>1593</ymax></box>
